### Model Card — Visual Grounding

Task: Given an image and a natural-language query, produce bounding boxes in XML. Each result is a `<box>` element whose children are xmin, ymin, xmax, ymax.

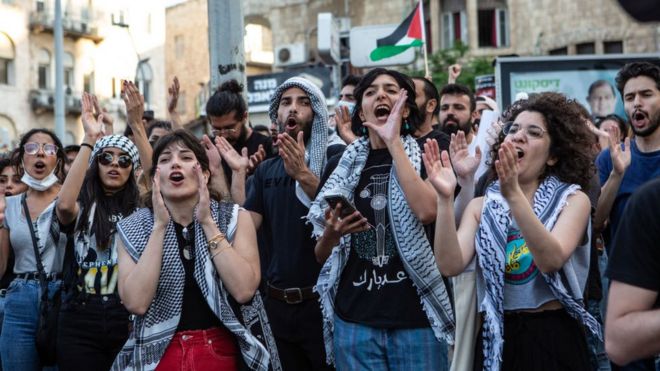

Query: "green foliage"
<box><xmin>405</xmin><ymin>42</ymin><xmax>495</xmax><ymax>92</ymax></box>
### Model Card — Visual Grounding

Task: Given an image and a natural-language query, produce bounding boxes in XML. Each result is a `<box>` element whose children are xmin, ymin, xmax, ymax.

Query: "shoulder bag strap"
<box><xmin>21</xmin><ymin>194</ymin><xmax>49</xmax><ymax>292</ymax></box>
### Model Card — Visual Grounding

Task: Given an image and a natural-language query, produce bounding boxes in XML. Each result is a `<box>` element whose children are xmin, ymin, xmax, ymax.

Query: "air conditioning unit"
<box><xmin>29</xmin><ymin>90</ymin><xmax>54</xmax><ymax>112</ymax></box>
<box><xmin>274</xmin><ymin>43</ymin><xmax>307</xmax><ymax>67</ymax></box>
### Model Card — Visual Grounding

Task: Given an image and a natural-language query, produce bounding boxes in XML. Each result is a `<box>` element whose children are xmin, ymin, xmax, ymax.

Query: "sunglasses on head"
<box><xmin>24</xmin><ymin>142</ymin><xmax>58</xmax><ymax>156</ymax></box>
<box><xmin>97</xmin><ymin>152</ymin><xmax>132</xmax><ymax>168</ymax></box>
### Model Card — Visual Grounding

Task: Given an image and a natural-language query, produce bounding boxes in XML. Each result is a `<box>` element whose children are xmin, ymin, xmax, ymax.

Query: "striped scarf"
<box><xmin>112</xmin><ymin>201</ymin><xmax>280</xmax><ymax>371</ymax></box>
<box><xmin>307</xmin><ymin>136</ymin><xmax>455</xmax><ymax>365</ymax></box>
<box><xmin>476</xmin><ymin>176</ymin><xmax>602</xmax><ymax>371</ymax></box>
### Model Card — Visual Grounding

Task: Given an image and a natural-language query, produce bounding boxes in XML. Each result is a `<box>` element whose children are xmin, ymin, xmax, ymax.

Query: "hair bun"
<box><xmin>218</xmin><ymin>79</ymin><xmax>243</xmax><ymax>94</ymax></box>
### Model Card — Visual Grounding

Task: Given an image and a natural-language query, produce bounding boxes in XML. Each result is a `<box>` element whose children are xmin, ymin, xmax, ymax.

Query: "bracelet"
<box><xmin>80</xmin><ymin>143</ymin><xmax>94</xmax><ymax>151</ymax></box>
<box><xmin>210</xmin><ymin>244</ymin><xmax>231</xmax><ymax>260</ymax></box>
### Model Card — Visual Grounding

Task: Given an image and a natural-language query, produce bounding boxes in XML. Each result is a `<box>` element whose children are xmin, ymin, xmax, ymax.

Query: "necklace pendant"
<box><xmin>182</xmin><ymin>245</ymin><xmax>193</xmax><ymax>260</ymax></box>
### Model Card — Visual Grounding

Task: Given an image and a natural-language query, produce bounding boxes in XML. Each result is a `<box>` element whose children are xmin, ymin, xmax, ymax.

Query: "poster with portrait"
<box><xmin>495</xmin><ymin>54</ymin><xmax>660</xmax><ymax>120</ymax></box>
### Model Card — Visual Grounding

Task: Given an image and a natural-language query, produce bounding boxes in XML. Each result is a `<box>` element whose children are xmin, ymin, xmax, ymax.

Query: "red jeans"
<box><xmin>155</xmin><ymin>327</ymin><xmax>239</xmax><ymax>371</ymax></box>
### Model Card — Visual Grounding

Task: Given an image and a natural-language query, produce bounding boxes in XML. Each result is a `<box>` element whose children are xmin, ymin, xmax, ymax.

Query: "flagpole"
<box><xmin>418</xmin><ymin>0</ymin><xmax>431</xmax><ymax>79</ymax></box>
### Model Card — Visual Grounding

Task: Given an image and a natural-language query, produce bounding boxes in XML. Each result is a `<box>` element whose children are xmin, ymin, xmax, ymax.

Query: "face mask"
<box><xmin>21</xmin><ymin>167</ymin><xmax>59</xmax><ymax>191</ymax></box>
<box><xmin>337</xmin><ymin>100</ymin><xmax>356</xmax><ymax>115</ymax></box>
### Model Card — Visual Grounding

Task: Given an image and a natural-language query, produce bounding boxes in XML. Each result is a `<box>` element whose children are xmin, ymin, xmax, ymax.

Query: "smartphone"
<box><xmin>324</xmin><ymin>194</ymin><xmax>357</xmax><ymax>218</ymax></box>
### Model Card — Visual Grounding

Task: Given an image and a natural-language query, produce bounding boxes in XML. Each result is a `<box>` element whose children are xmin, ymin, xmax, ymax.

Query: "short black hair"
<box><xmin>615</xmin><ymin>62</ymin><xmax>660</xmax><ymax>96</ymax></box>
<box><xmin>351</xmin><ymin>68</ymin><xmax>421</xmax><ymax>137</ymax></box>
<box><xmin>342</xmin><ymin>74</ymin><xmax>361</xmax><ymax>88</ymax></box>
<box><xmin>597</xmin><ymin>114</ymin><xmax>629</xmax><ymax>136</ymax></box>
<box><xmin>439</xmin><ymin>83</ymin><xmax>476</xmax><ymax>113</ymax></box>
<box><xmin>63</xmin><ymin>144</ymin><xmax>80</xmax><ymax>155</ymax></box>
<box><xmin>123</xmin><ymin>125</ymin><xmax>133</xmax><ymax>137</ymax></box>
<box><xmin>146</xmin><ymin>120</ymin><xmax>173</xmax><ymax>138</ymax></box>
<box><xmin>206</xmin><ymin>79</ymin><xmax>247</xmax><ymax>121</ymax></box>
<box><xmin>412</xmin><ymin>77</ymin><xmax>440</xmax><ymax>116</ymax></box>
<box><xmin>0</xmin><ymin>158</ymin><xmax>10</xmax><ymax>174</ymax></box>
<box><xmin>587</xmin><ymin>80</ymin><xmax>616</xmax><ymax>97</ymax></box>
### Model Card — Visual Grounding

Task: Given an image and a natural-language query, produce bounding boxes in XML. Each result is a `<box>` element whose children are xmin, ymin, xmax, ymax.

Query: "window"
<box><xmin>36</xmin><ymin>0</ymin><xmax>45</xmax><ymax>12</ymax></box>
<box><xmin>63</xmin><ymin>52</ymin><xmax>74</xmax><ymax>90</ymax></box>
<box><xmin>604</xmin><ymin>41</ymin><xmax>623</xmax><ymax>54</ymax></box>
<box><xmin>549</xmin><ymin>47</ymin><xmax>568</xmax><ymax>55</ymax></box>
<box><xmin>174</xmin><ymin>35</ymin><xmax>184</xmax><ymax>58</ymax></box>
<box><xmin>37</xmin><ymin>48</ymin><xmax>51</xmax><ymax>89</ymax></box>
<box><xmin>576</xmin><ymin>42</ymin><xmax>595</xmax><ymax>55</ymax></box>
<box><xmin>0</xmin><ymin>32</ymin><xmax>15</xmax><ymax>85</ymax></box>
<box><xmin>136</xmin><ymin>62</ymin><xmax>152</xmax><ymax>106</ymax></box>
<box><xmin>441</xmin><ymin>11</ymin><xmax>467</xmax><ymax>48</ymax></box>
<box><xmin>477</xmin><ymin>9</ymin><xmax>508</xmax><ymax>47</ymax></box>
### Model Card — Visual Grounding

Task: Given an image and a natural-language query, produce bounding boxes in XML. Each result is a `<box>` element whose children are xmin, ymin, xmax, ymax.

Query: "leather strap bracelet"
<box><xmin>80</xmin><ymin>142</ymin><xmax>94</xmax><ymax>151</ymax></box>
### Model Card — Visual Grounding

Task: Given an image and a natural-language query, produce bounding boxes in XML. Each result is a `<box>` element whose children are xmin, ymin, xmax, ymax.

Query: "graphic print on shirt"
<box><xmin>505</xmin><ymin>228</ymin><xmax>539</xmax><ymax>285</ymax></box>
<box><xmin>75</xmin><ymin>212</ymin><xmax>123</xmax><ymax>295</ymax></box>
<box><xmin>351</xmin><ymin>163</ymin><xmax>409</xmax><ymax>291</ymax></box>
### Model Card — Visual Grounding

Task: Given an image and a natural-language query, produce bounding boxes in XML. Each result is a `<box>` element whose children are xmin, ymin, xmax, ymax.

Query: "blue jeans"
<box><xmin>0</xmin><ymin>278</ymin><xmax>60</xmax><ymax>371</ymax></box>
<box><xmin>586</xmin><ymin>299</ymin><xmax>611</xmax><ymax>371</ymax></box>
<box><xmin>333</xmin><ymin>315</ymin><xmax>449</xmax><ymax>371</ymax></box>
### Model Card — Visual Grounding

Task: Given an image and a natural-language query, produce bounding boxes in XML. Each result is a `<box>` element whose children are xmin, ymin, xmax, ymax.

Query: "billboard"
<box><xmin>496</xmin><ymin>54</ymin><xmax>660</xmax><ymax>117</ymax></box>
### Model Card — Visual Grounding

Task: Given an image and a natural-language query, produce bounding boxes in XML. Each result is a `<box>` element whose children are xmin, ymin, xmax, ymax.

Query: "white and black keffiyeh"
<box><xmin>307</xmin><ymin>136</ymin><xmax>455</xmax><ymax>365</ymax></box>
<box><xmin>111</xmin><ymin>200</ymin><xmax>280</xmax><ymax>371</ymax></box>
<box><xmin>476</xmin><ymin>176</ymin><xmax>602</xmax><ymax>371</ymax></box>
<box><xmin>268</xmin><ymin>77</ymin><xmax>329</xmax><ymax>206</ymax></box>
<box><xmin>90</xmin><ymin>134</ymin><xmax>140</xmax><ymax>168</ymax></box>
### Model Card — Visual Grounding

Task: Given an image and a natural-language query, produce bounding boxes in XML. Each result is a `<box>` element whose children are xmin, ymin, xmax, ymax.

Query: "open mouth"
<box><xmin>374</xmin><ymin>105</ymin><xmax>391</xmax><ymax>120</ymax></box>
<box><xmin>107</xmin><ymin>170</ymin><xmax>120</xmax><ymax>177</ymax></box>
<box><xmin>34</xmin><ymin>161</ymin><xmax>46</xmax><ymax>170</ymax></box>
<box><xmin>632</xmin><ymin>110</ymin><xmax>648</xmax><ymax>127</ymax></box>
<box><xmin>515</xmin><ymin>148</ymin><xmax>525</xmax><ymax>159</ymax></box>
<box><xmin>4</xmin><ymin>192</ymin><xmax>11</xmax><ymax>197</ymax></box>
<box><xmin>169</xmin><ymin>171</ymin><xmax>184</xmax><ymax>183</ymax></box>
<box><xmin>285</xmin><ymin>117</ymin><xmax>298</xmax><ymax>130</ymax></box>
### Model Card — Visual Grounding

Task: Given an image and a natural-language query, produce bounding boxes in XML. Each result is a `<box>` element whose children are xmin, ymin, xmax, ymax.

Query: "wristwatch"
<box><xmin>208</xmin><ymin>233</ymin><xmax>226</xmax><ymax>250</ymax></box>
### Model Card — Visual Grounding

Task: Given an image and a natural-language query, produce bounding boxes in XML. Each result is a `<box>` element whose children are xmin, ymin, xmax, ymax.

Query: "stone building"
<box><xmin>0</xmin><ymin>0</ymin><xmax>167</xmax><ymax>148</ymax></box>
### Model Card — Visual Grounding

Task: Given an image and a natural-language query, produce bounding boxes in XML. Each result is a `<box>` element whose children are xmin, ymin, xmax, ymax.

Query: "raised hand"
<box><xmin>335</xmin><ymin>105</ymin><xmax>357</xmax><ymax>144</ymax></box>
<box><xmin>495</xmin><ymin>142</ymin><xmax>522</xmax><ymax>200</ymax></box>
<box><xmin>122</xmin><ymin>81</ymin><xmax>145</xmax><ymax>128</ymax></box>
<box><xmin>486</xmin><ymin>119</ymin><xmax>504</xmax><ymax>147</ymax></box>
<box><xmin>448</xmin><ymin>64</ymin><xmax>462</xmax><ymax>83</ymax></box>
<box><xmin>278</xmin><ymin>131</ymin><xmax>308</xmax><ymax>180</ymax></box>
<box><xmin>152</xmin><ymin>168</ymin><xmax>171</xmax><ymax>227</ymax></box>
<box><xmin>81</xmin><ymin>92</ymin><xmax>104</xmax><ymax>143</ymax></box>
<box><xmin>423</xmin><ymin>139</ymin><xmax>457</xmax><ymax>199</ymax></box>
<box><xmin>193</xmin><ymin>163</ymin><xmax>212</xmax><ymax>224</ymax></box>
<box><xmin>92</xmin><ymin>94</ymin><xmax>114</xmax><ymax>135</ymax></box>
<box><xmin>449</xmin><ymin>131</ymin><xmax>481</xmax><ymax>184</ymax></box>
<box><xmin>215</xmin><ymin>136</ymin><xmax>248</xmax><ymax>173</ymax></box>
<box><xmin>363</xmin><ymin>89</ymin><xmax>408</xmax><ymax>145</ymax></box>
<box><xmin>201</xmin><ymin>135</ymin><xmax>222</xmax><ymax>175</ymax></box>
<box><xmin>247</xmin><ymin>144</ymin><xmax>266</xmax><ymax>174</ymax></box>
<box><xmin>607</xmin><ymin>125</ymin><xmax>631</xmax><ymax>176</ymax></box>
<box><xmin>167</xmin><ymin>76</ymin><xmax>180</xmax><ymax>114</ymax></box>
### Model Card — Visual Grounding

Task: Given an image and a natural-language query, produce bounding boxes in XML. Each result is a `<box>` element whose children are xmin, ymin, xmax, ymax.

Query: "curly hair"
<box><xmin>615</xmin><ymin>62</ymin><xmax>660</xmax><ymax>96</ymax></box>
<box><xmin>489</xmin><ymin>92</ymin><xmax>596</xmax><ymax>190</ymax></box>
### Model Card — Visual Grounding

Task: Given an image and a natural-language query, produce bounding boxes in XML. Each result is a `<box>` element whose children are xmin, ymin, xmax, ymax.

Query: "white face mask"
<box><xmin>21</xmin><ymin>167</ymin><xmax>59</xmax><ymax>191</ymax></box>
<box><xmin>337</xmin><ymin>100</ymin><xmax>356</xmax><ymax>115</ymax></box>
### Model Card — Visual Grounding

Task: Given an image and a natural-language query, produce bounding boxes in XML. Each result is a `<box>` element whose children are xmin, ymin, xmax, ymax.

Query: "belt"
<box><xmin>16</xmin><ymin>272</ymin><xmax>63</xmax><ymax>281</ymax></box>
<box><xmin>266</xmin><ymin>283</ymin><xmax>318</xmax><ymax>304</ymax></box>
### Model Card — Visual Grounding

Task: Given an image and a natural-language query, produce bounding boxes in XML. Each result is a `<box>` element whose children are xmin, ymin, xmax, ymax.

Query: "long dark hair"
<box><xmin>18</xmin><ymin>128</ymin><xmax>66</xmax><ymax>182</ymax></box>
<box><xmin>143</xmin><ymin>129</ymin><xmax>220</xmax><ymax>208</ymax></box>
<box><xmin>77</xmin><ymin>155</ymin><xmax>139</xmax><ymax>250</ymax></box>
<box><xmin>351</xmin><ymin>68</ymin><xmax>421</xmax><ymax>137</ymax></box>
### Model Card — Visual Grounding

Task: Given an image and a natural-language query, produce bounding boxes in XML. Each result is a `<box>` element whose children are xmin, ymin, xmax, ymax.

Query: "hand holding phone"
<box><xmin>324</xmin><ymin>194</ymin><xmax>357</xmax><ymax>218</ymax></box>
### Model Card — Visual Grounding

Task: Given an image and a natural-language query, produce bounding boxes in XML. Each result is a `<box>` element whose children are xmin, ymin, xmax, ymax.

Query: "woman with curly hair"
<box><xmin>424</xmin><ymin>92</ymin><xmax>600</xmax><ymax>371</ymax></box>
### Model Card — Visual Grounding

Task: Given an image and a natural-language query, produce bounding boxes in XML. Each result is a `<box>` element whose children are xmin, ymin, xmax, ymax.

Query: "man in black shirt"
<box><xmin>412</xmin><ymin>77</ymin><xmax>451</xmax><ymax>151</ymax></box>
<box><xmin>245</xmin><ymin>77</ymin><xmax>342</xmax><ymax>370</ymax></box>
<box><xmin>605</xmin><ymin>177</ymin><xmax>660</xmax><ymax>369</ymax></box>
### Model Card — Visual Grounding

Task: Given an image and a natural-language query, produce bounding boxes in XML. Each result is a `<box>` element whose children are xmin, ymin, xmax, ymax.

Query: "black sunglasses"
<box><xmin>97</xmin><ymin>152</ymin><xmax>132</xmax><ymax>169</ymax></box>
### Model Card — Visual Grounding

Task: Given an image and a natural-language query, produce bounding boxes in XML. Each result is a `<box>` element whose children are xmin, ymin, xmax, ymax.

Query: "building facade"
<box><xmin>0</xmin><ymin>0</ymin><xmax>166</xmax><ymax>149</ymax></box>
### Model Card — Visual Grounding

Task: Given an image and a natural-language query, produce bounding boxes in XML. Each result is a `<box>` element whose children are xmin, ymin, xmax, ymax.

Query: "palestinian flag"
<box><xmin>369</xmin><ymin>2</ymin><xmax>424</xmax><ymax>62</ymax></box>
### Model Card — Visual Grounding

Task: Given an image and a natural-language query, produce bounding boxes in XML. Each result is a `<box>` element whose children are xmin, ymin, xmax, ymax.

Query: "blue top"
<box><xmin>596</xmin><ymin>139</ymin><xmax>660</xmax><ymax>251</ymax></box>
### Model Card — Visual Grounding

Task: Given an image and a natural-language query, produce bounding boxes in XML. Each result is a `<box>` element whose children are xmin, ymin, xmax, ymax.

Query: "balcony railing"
<box><xmin>29</xmin><ymin>7</ymin><xmax>103</xmax><ymax>43</ymax></box>
<box><xmin>29</xmin><ymin>89</ymin><xmax>83</xmax><ymax>116</ymax></box>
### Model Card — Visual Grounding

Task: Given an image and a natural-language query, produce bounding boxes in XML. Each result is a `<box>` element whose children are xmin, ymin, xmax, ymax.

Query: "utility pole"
<box><xmin>207</xmin><ymin>0</ymin><xmax>245</xmax><ymax>92</ymax></box>
<box><xmin>54</xmin><ymin>0</ymin><xmax>65</xmax><ymax>141</ymax></box>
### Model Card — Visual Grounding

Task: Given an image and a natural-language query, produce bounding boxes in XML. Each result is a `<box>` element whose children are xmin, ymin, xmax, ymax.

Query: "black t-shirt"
<box><xmin>222</xmin><ymin>131</ymin><xmax>275</xmax><ymax>181</ymax></box>
<box><xmin>174</xmin><ymin>222</ymin><xmax>223</xmax><ymax>331</ymax></box>
<box><xmin>606</xmin><ymin>178</ymin><xmax>660</xmax><ymax>309</ymax></box>
<box><xmin>244</xmin><ymin>144</ymin><xmax>345</xmax><ymax>288</ymax></box>
<box><xmin>334</xmin><ymin>148</ymin><xmax>429</xmax><ymax>328</ymax></box>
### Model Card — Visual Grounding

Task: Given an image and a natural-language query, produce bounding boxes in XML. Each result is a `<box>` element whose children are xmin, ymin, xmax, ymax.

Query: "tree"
<box><xmin>405</xmin><ymin>42</ymin><xmax>495</xmax><ymax>92</ymax></box>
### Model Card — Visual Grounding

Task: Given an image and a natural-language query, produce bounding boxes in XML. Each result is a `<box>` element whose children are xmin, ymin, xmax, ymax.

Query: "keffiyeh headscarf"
<box><xmin>269</xmin><ymin>77</ymin><xmax>329</xmax><ymax>206</ymax></box>
<box><xmin>476</xmin><ymin>176</ymin><xmax>602</xmax><ymax>371</ymax></box>
<box><xmin>307</xmin><ymin>136</ymin><xmax>455</xmax><ymax>365</ymax></box>
<box><xmin>90</xmin><ymin>135</ymin><xmax>140</xmax><ymax>168</ymax></box>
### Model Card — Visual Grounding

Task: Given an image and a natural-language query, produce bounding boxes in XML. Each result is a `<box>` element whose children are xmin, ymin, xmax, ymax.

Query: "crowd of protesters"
<box><xmin>0</xmin><ymin>60</ymin><xmax>658</xmax><ymax>371</ymax></box>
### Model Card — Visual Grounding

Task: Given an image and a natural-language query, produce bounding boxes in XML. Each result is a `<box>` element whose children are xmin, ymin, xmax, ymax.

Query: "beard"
<box><xmin>278</xmin><ymin>116</ymin><xmax>314</xmax><ymax>144</ymax></box>
<box><xmin>441</xmin><ymin>115</ymin><xmax>472</xmax><ymax>136</ymax></box>
<box><xmin>231</xmin><ymin>125</ymin><xmax>249</xmax><ymax>149</ymax></box>
<box><xmin>631</xmin><ymin>109</ymin><xmax>660</xmax><ymax>137</ymax></box>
